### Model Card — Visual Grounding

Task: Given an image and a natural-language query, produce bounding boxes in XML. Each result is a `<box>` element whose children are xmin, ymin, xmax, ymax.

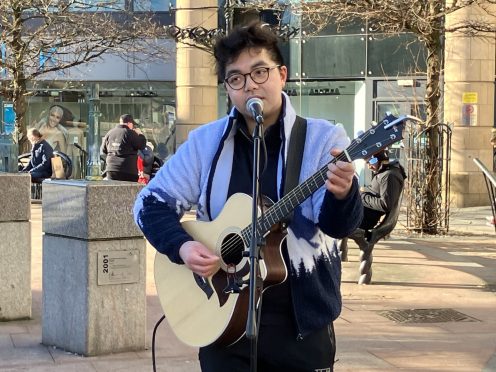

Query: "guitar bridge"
<box><xmin>223</xmin><ymin>264</ymin><xmax>243</xmax><ymax>294</ymax></box>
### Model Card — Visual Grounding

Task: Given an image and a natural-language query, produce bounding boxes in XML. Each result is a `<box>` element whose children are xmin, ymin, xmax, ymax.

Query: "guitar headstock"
<box><xmin>347</xmin><ymin>114</ymin><xmax>407</xmax><ymax>161</ymax></box>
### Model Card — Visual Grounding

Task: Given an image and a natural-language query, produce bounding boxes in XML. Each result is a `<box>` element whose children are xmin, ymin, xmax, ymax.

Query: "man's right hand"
<box><xmin>179</xmin><ymin>241</ymin><xmax>220</xmax><ymax>277</ymax></box>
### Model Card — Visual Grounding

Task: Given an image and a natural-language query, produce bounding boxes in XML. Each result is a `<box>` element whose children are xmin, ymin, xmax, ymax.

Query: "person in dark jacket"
<box><xmin>22</xmin><ymin>128</ymin><xmax>53</xmax><ymax>182</ymax></box>
<box><xmin>100</xmin><ymin>114</ymin><xmax>146</xmax><ymax>181</ymax></box>
<box><xmin>360</xmin><ymin>148</ymin><xmax>407</xmax><ymax>230</ymax></box>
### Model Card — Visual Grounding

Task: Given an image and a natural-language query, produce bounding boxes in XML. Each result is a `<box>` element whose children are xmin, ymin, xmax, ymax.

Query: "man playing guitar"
<box><xmin>134</xmin><ymin>22</ymin><xmax>363</xmax><ymax>371</ymax></box>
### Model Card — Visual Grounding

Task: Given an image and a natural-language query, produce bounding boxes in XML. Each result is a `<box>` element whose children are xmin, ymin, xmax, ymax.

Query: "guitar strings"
<box><xmin>216</xmin><ymin>125</ymin><xmax>394</xmax><ymax>260</ymax></box>
<box><xmin>216</xmin><ymin>126</ymin><xmax>388</xmax><ymax>259</ymax></box>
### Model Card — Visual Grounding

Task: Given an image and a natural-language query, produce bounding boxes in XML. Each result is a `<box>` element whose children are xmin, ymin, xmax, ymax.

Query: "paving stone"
<box><xmin>1</xmin><ymin>204</ymin><xmax>494</xmax><ymax>371</ymax></box>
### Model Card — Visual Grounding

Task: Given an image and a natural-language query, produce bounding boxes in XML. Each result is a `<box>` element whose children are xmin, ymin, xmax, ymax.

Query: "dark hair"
<box><xmin>213</xmin><ymin>22</ymin><xmax>284</xmax><ymax>80</ymax></box>
<box><xmin>120</xmin><ymin>114</ymin><xmax>135</xmax><ymax>125</ymax></box>
<box><xmin>373</xmin><ymin>148</ymin><xmax>389</xmax><ymax>162</ymax></box>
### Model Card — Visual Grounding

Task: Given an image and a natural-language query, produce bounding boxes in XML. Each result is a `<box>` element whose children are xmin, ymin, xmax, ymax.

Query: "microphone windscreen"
<box><xmin>245</xmin><ymin>97</ymin><xmax>263</xmax><ymax>114</ymax></box>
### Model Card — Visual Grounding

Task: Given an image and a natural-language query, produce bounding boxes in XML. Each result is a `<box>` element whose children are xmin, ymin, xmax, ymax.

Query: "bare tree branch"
<box><xmin>0</xmin><ymin>0</ymin><xmax>173</xmax><ymax>149</ymax></box>
<box><xmin>285</xmin><ymin>0</ymin><xmax>496</xmax><ymax>233</ymax></box>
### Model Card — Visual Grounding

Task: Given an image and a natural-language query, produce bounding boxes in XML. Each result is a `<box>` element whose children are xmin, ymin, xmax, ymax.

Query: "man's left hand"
<box><xmin>325</xmin><ymin>148</ymin><xmax>355</xmax><ymax>200</ymax></box>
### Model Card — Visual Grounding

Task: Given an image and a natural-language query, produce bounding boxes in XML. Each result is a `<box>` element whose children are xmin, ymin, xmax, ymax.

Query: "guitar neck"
<box><xmin>239</xmin><ymin>156</ymin><xmax>342</xmax><ymax>242</ymax></box>
<box><xmin>237</xmin><ymin>113</ymin><xmax>407</xmax><ymax>243</ymax></box>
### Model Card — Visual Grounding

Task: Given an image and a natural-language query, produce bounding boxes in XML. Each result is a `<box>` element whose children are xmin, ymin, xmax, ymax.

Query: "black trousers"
<box><xmin>360</xmin><ymin>207</ymin><xmax>383</xmax><ymax>230</ymax></box>
<box><xmin>30</xmin><ymin>170</ymin><xmax>50</xmax><ymax>183</ymax></box>
<box><xmin>199</xmin><ymin>322</ymin><xmax>336</xmax><ymax>372</ymax></box>
<box><xmin>105</xmin><ymin>171</ymin><xmax>138</xmax><ymax>182</ymax></box>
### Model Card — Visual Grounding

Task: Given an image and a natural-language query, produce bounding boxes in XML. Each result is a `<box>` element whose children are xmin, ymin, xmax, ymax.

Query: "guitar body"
<box><xmin>154</xmin><ymin>193</ymin><xmax>288</xmax><ymax>347</ymax></box>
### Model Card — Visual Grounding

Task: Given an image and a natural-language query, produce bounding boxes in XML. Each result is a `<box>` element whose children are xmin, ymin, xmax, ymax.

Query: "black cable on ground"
<box><xmin>152</xmin><ymin>314</ymin><xmax>166</xmax><ymax>372</ymax></box>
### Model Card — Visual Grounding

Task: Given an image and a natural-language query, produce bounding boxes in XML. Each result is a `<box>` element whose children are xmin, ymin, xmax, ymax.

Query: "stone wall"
<box><xmin>444</xmin><ymin>3</ymin><xmax>496</xmax><ymax>207</ymax></box>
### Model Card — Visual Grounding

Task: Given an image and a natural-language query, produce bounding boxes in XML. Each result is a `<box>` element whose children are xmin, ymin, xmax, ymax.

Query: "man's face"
<box><xmin>120</xmin><ymin>119</ymin><xmax>134</xmax><ymax>129</ymax></box>
<box><xmin>224</xmin><ymin>48</ymin><xmax>287</xmax><ymax>129</ymax></box>
<box><xmin>28</xmin><ymin>134</ymin><xmax>38</xmax><ymax>145</ymax></box>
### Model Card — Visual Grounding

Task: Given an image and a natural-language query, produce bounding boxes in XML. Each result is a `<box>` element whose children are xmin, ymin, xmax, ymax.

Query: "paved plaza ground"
<box><xmin>0</xmin><ymin>204</ymin><xmax>495</xmax><ymax>371</ymax></box>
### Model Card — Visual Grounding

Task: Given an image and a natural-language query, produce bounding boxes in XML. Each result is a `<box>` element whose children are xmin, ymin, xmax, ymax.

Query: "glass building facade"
<box><xmin>283</xmin><ymin>14</ymin><xmax>428</xmax><ymax>138</ymax></box>
<box><xmin>1</xmin><ymin>2</ymin><xmax>429</xmax><ymax>179</ymax></box>
<box><xmin>21</xmin><ymin>81</ymin><xmax>176</xmax><ymax>179</ymax></box>
<box><xmin>0</xmin><ymin>1</ymin><xmax>177</xmax><ymax>178</ymax></box>
<box><xmin>218</xmin><ymin>5</ymin><xmax>429</xmax><ymax>179</ymax></box>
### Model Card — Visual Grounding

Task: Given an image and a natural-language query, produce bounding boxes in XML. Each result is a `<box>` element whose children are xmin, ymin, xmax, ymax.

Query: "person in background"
<box><xmin>100</xmin><ymin>114</ymin><xmax>146</xmax><ymax>182</ymax></box>
<box><xmin>21</xmin><ymin>128</ymin><xmax>53</xmax><ymax>182</ymax></box>
<box><xmin>133</xmin><ymin>22</ymin><xmax>362</xmax><ymax>371</ymax></box>
<box><xmin>137</xmin><ymin>141</ymin><xmax>155</xmax><ymax>184</ymax></box>
<box><xmin>360</xmin><ymin>148</ymin><xmax>407</xmax><ymax>230</ymax></box>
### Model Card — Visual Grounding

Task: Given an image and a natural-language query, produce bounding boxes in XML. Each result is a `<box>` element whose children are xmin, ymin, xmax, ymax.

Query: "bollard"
<box><xmin>0</xmin><ymin>173</ymin><xmax>31</xmax><ymax>320</ymax></box>
<box><xmin>41</xmin><ymin>180</ymin><xmax>146</xmax><ymax>356</ymax></box>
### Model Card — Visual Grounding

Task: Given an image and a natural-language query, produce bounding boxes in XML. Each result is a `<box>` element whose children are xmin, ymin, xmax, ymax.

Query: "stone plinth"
<box><xmin>0</xmin><ymin>222</ymin><xmax>31</xmax><ymax>320</ymax></box>
<box><xmin>0</xmin><ymin>173</ymin><xmax>31</xmax><ymax>321</ymax></box>
<box><xmin>41</xmin><ymin>180</ymin><xmax>146</xmax><ymax>356</ymax></box>
<box><xmin>0</xmin><ymin>173</ymin><xmax>31</xmax><ymax>221</ymax></box>
<box><xmin>42</xmin><ymin>236</ymin><xmax>146</xmax><ymax>356</ymax></box>
<box><xmin>42</xmin><ymin>180</ymin><xmax>143</xmax><ymax>240</ymax></box>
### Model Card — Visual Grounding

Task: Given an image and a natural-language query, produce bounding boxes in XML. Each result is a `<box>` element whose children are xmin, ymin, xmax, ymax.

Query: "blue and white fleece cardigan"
<box><xmin>134</xmin><ymin>93</ymin><xmax>363</xmax><ymax>337</ymax></box>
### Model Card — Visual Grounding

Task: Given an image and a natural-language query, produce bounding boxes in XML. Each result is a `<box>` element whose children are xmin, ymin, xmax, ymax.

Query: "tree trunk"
<box><xmin>421</xmin><ymin>33</ymin><xmax>443</xmax><ymax>234</ymax></box>
<box><xmin>12</xmin><ymin>79</ymin><xmax>28</xmax><ymax>153</ymax></box>
<box><xmin>10</xmin><ymin>6</ymin><xmax>29</xmax><ymax>153</ymax></box>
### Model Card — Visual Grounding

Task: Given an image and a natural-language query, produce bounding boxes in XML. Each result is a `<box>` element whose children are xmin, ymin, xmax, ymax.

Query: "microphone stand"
<box><xmin>73</xmin><ymin>143</ymin><xmax>88</xmax><ymax>179</ymax></box>
<box><xmin>246</xmin><ymin>114</ymin><xmax>264</xmax><ymax>372</ymax></box>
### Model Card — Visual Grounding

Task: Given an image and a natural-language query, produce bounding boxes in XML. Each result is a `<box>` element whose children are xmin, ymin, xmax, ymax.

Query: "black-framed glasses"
<box><xmin>224</xmin><ymin>65</ymin><xmax>280</xmax><ymax>90</ymax></box>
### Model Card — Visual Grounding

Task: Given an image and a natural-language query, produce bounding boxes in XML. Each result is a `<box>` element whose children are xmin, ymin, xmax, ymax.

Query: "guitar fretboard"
<box><xmin>236</xmin><ymin>114</ymin><xmax>405</xmax><ymax>245</ymax></box>
<box><xmin>239</xmin><ymin>154</ymin><xmax>345</xmax><ymax>244</ymax></box>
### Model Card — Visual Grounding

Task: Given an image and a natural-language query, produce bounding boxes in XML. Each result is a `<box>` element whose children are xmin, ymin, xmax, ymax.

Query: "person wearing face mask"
<box><xmin>133</xmin><ymin>22</ymin><xmax>363</xmax><ymax>371</ymax></box>
<box><xmin>360</xmin><ymin>148</ymin><xmax>407</xmax><ymax>230</ymax></box>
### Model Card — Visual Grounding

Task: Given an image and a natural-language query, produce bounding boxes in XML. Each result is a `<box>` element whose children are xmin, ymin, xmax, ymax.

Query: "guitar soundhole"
<box><xmin>221</xmin><ymin>233</ymin><xmax>244</xmax><ymax>266</ymax></box>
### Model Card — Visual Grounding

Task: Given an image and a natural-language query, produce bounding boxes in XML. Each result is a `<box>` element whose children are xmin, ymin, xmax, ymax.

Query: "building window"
<box><xmin>69</xmin><ymin>0</ymin><xmax>126</xmax><ymax>11</ymax></box>
<box><xmin>367</xmin><ymin>34</ymin><xmax>427</xmax><ymax>76</ymax></box>
<box><xmin>301</xmin><ymin>35</ymin><xmax>367</xmax><ymax>78</ymax></box>
<box><xmin>133</xmin><ymin>0</ymin><xmax>175</xmax><ymax>12</ymax></box>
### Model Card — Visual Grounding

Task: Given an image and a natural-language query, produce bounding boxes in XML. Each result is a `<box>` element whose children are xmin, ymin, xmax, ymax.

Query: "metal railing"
<box><xmin>473</xmin><ymin>158</ymin><xmax>496</xmax><ymax>233</ymax></box>
<box><xmin>404</xmin><ymin>123</ymin><xmax>452</xmax><ymax>234</ymax></box>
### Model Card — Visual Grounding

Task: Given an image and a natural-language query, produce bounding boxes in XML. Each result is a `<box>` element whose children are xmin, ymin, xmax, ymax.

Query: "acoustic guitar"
<box><xmin>154</xmin><ymin>114</ymin><xmax>408</xmax><ymax>347</ymax></box>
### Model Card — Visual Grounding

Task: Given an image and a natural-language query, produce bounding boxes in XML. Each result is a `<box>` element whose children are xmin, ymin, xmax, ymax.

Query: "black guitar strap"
<box><xmin>281</xmin><ymin>115</ymin><xmax>307</xmax><ymax>226</ymax></box>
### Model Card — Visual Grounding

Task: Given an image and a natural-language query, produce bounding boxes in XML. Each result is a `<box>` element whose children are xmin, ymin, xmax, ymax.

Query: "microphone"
<box><xmin>245</xmin><ymin>97</ymin><xmax>264</xmax><ymax>125</ymax></box>
<box><xmin>73</xmin><ymin>142</ymin><xmax>88</xmax><ymax>154</ymax></box>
